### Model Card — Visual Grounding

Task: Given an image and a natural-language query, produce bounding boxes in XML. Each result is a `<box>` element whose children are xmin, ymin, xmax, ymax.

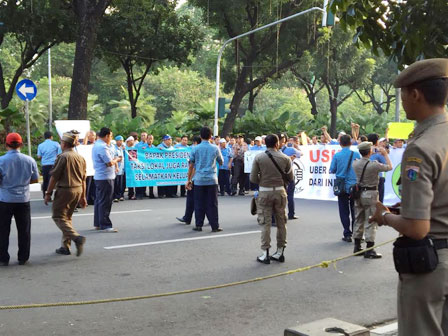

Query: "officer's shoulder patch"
<box><xmin>405</xmin><ymin>165</ymin><xmax>420</xmax><ymax>182</ymax></box>
<box><xmin>407</xmin><ymin>157</ymin><xmax>422</xmax><ymax>164</ymax></box>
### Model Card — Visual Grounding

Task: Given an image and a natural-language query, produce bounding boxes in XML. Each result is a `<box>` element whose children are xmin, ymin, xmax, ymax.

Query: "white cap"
<box><xmin>338</xmin><ymin>131</ymin><xmax>346</xmax><ymax>136</ymax></box>
<box><xmin>255</xmin><ymin>136</ymin><xmax>262</xmax><ymax>141</ymax></box>
<box><xmin>379</xmin><ymin>137</ymin><xmax>386</xmax><ymax>142</ymax></box>
<box><xmin>261</xmin><ymin>135</ymin><xmax>266</xmax><ymax>139</ymax></box>
<box><xmin>219</xmin><ymin>138</ymin><xmax>226</xmax><ymax>143</ymax></box>
<box><xmin>125</xmin><ymin>136</ymin><xmax>135</xmax><ymax>143</ymax></box>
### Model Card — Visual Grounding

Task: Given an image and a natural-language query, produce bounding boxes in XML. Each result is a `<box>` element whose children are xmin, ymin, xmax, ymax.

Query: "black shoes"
<box><xmin>288</xmin><ymin>216</ymin><xmax>298</xmax><ymax>220</ymax></box>
<box><xmin>211</xmin><ymin>228</ymin><xmax>223</xmax><ymax>232</ymax></box>
<box><xmin>0</xmin><ymin>261</ymin><xmax>9</xmax><ymax>266</ymax></box>
<box><xmin>192</xmin><ymin>227</ymin><xmax>202</xmax><ymax>231</ymax></box>
<box><xmin>257</xmin><ymin>249</ymin><xmax>270</xmax><ymax>264</ymax></box>
<box><xmin>342</xmin><ymin>236</ymin><xmax>353</xmax><ymax>243</ymax></box>
<box><xmin>176</xmin><ymin>217</ymin><xmax>191</xmax><ymax>225</ymax></box>
<box><xmin>75</xmin><ymin>236</ymin><xmax>86</xmax><ymax>257</ymax></box>
<box><xmin>270</xmin><ymin>247</ymin><xmax>285</xmax><ymax>262</ymax></box>
<box><xmin>364</xmin><ymin>249</ymin><xmax>382</xmax><ymax>259</ymax></box>
<box><xmin>55</xmin><ymin>247</ymin><xmax>71</xmax><ymax>255</ymax></box>
<box><xmin>18</xmin><ymin>260</ymin><xmax>27</xmax><ymax>265</ymax></box>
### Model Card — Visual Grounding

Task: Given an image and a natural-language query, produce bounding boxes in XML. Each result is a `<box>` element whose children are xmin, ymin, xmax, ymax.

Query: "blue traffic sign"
<box><xmin>16</xmin><ymin>79</ymin><xmax>37</xmax><ymax>101</ymax></box>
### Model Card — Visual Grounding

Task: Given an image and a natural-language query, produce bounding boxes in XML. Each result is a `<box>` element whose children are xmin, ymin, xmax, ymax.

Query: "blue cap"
<box><xmin>115</xmin><ymin>135</ymin><xmax>124</xmax><ymax>141</ymax></box>
<box><xmin>162</xmin><ymin>135</ymin><xmax>172</xmax><ymax>140</ymax></box>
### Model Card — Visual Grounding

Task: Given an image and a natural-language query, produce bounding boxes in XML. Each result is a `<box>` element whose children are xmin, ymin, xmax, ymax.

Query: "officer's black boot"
<box><xmin>257</xmin><ymin>249</ymin><xmax>270</xmax><ymax>264</ymax></box>
<box><xmin>364</xmin><ymin>242</ymin><xmax>382</xmax><ymax>259</ymax></box>
<box><xmin>270</xmin><ymin>246</ymin><xmax>285</xmax><ymax>262</ymax></box>
<box><xmin>353</xmin><ymin>239</ymin><xmax>364</xmax><ymax>256</ymax></box>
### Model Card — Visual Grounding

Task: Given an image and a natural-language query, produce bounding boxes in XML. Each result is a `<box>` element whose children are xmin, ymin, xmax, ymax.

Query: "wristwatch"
<box><xmin>381</xmin><ymin>211</ymin><xmax>391</xmax><ymax>226</ymax></box>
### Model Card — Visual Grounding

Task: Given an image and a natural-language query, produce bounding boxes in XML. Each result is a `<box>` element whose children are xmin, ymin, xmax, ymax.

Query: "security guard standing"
<box><xmin>352</xmin><ymin>142</ymin><xmax>392</xmax><ymax>258</ymax></box>
<box><xmin>44</xmin><ymin>131</ymin><xmax>87</xmax><ymax>256</ymax></box>
<box><xmin>370</xmin><ymin>58</ymin><xmax>448</xmax><ymax>335</ymax></box>
<box><xmin>250</xmin><ymin>134</ymin><xmax>293</xmax><ymax>264</ymax></box>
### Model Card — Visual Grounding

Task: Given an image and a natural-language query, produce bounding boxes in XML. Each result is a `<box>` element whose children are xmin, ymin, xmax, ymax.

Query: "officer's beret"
<box><xmin>358</xmin><ymin>141</ymin><xmax>373</xmax><ymax>151</ymax></box>
<box><xmin>394</xmin><ymin>58</ymin><xmax>448</xmax><ymax>88</ymax></box>
<box><xmin>62</xmin><ymin>132</ymin><xmax>77</xmax><ymax>145</ymax></box>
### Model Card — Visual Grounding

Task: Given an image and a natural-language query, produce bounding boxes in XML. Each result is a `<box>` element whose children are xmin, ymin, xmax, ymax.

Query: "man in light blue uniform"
<box><xmin>218</xmin><ymin>138</ymin><xmax>232</xmax><ymax>196</ymax></box>
<box><xmin>329</xmin><ymin>134</ymin><xmax>360</xmax><ymax>242</ymax></box>
<box><xmin>175</xmin><ymin>135</ymin><xmax>189</xmax><ymax>197</ymax></box>
<box><xmin>251</xmin><ymin>136</ymin><xmax>266</xmax><ymax>151</ymax></box>
<box><xmin>37</xmin><ymin>131</ymin><xmax>61</xmax><ymax>198</ymax></box>
<box><xmin>187</xmin><ymin>127</ymin><xmax>223</xmax><ymax>232</ymax></box>
<box><xmin>157</xmin><ymin>135</ymin><xmax>177</xmax><ymax>198</ymax></box>
<box><xmin>0</xmin><ymin>133</ymin><xmax>39</xmax><ymax>266</ymax></box>
<box><xmin>283</xmin><ymin>144</ymin><xmax>301</xmax><ymax>220</ymax></box>
<box><xmin>92</xmin><ymin>127</ymin><xmax>119</xmax><ymax>232</ymax></box>
<box><xmin>113</xmin><ymin>136</ymin><xmax>125</xmax><ymax>202</ymax></box>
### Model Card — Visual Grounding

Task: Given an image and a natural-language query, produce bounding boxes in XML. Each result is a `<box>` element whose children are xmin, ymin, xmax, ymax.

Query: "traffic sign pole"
<box><xmin>15</xmin><ymin>78</ymin><xmax>37</xmax><ymax>157</ymax></box>
<box><xmin>25</xmin><ymin>99</ymin><xmax>31</xmax><ymax>157</ymax></box>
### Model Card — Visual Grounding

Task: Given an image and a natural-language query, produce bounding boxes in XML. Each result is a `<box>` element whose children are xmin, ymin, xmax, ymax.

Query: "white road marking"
<box><xmin>27</xmin><ymin>209</ymin><xmax>152</xmax><ymax>220</ymax></box>
<box><xmin>104</xmin><ymin>230</ymin><xmax>261</xmax><ymax>250</ymax></box>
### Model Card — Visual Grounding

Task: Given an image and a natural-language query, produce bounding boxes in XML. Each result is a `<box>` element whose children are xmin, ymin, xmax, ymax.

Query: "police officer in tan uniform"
<box><xmin>352</xmin><ymin>142</ymin><xmax>392</xmax><ymax>258</ymax></box>
<box><xmin>250</xmin><ymin>134</ymin><xmax>293</xmax><ymax>264</ymax></box>
<box><xmin>370</xmin><ymin>58</ymin><xmax>448</xmax><ymax>335</ymax></box>
<box><xmin>44</xmin><ymin>131</ymin><xmax>87</xmax><ymax>257</ymax></box>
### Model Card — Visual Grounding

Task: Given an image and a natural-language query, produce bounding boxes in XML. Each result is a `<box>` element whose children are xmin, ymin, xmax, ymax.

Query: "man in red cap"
<box><xmin>0</xmin><ymin>133</ymin><xmax>39</xmax><ymax>266</ymax></box>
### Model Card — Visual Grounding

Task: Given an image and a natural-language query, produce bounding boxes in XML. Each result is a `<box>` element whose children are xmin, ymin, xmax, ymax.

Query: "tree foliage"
<box><xmin>0</xmin><ymin>0</ymin><xmax>75</xmax><ymax>111</ymax></box>
<box><xmin>331</xmin><ymin>0</ymin><xmax>448</xmax><ymax>67</ymax></box>
<box><xmin>97</xmin><ymin>0</ymin><xmax>203</xmax><ymax>119</ymax></box>
<box><xmin>189</xmin><ymin>0</ymin><xmax>324</xmax><ymax>136</ymax></box>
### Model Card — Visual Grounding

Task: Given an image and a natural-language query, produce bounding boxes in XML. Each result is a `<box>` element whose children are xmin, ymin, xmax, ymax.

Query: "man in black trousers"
<box><xmin>187</xmin><ymin>128</ymin><xmax>223</xmax><ymax>232</ymax></box>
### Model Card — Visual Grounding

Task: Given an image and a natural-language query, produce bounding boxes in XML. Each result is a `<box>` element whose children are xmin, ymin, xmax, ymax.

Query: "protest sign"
<box><xmin>125</xmin><ymin>147</ymin><xmax>190</xmax><ymax>187</ymax></box>
<box><xmin>388</xmin><ymin>122</ymin><xmax>414</xmax><ymax>139</ymax></box>
<box><xmin>244</xmin><ymin>145</ymin><xmax>403</xmax><ymax>205</ymax></box>
<box><xmin>244</xmin><ymin>150</ymin><xmax>264</xmax><ymax>173</ymax></box>
<box><xmin>76</xmin><ymin>145</ymin><xmax>95</xmax><ymax>177</ymax></box>
<box><xmin>54</xmin><ymin>120</ymin><xmax>91</xmax><ymax>140</ymax></box>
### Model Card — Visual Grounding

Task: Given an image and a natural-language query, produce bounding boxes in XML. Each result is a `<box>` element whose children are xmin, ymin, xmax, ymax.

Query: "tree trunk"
<box><xmin>329</xmin><ymin>99</ymin><xmax>338</xmax><ymax>138</ymax></box>
<box><xmin>68</xmin><ymin>0</ymin><xmax>110</xmax><ymax>120</ymax></box>
<box><xmin>221</xmin><ymin>91</ymin><xmax>246</xmax><ymax>137</ymax></box>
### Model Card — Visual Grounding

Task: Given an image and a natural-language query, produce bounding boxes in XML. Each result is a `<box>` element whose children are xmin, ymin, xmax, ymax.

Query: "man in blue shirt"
<box><xmin>0</xmin><ymin>133</ymin><xmax>39</xmax><ymax>266</ymax></box>
<box><xmin>251</xmin><ymin>136</ymin><xmax>266</xmax><ymax>151</ymax></box>
<box><xmin>177</xmin><ymin>136</ymin><xmax>201</xmax><ymax>225</ymax></box>
<box><xmin>174</xmin><ymin>135</ymin><xmax>189</xmax><ymax>197</ymax></box>
<box><xmin>92</xmin><ymin>127</ymin><xmax>119</xmax><ymax>232</ymax></box>
<box><xmin>218</xmin><ymin>138</ymin><xmax>232</xmax><ymax>196</ymax></box>
<box><xmin>157</xmin><ymin>135</ymin><xmax>177</xmax><ymax>198</ymax></box>
<box><xmin>37</xmin><ymin>131</ymin><xmax>61</xmax><ymax>198</ymax></box>
<box><xmin>283</xmin><ymin>145</ymin><xmax>301</xmax><ymax>220</ymax></box>
<box><xmin>113</xmin><ymin>136</ymin><xmax>125</xmax><ymax>202</ymax></box>
<box><xmin>187</xmin><ymin>127</ymin><xmax>224</xmax><ymax>232</ymax></box>
<box><xmin>329</xmin><ymin>134</ymin><xmax>360</xmax><ymax>242</ymax></box>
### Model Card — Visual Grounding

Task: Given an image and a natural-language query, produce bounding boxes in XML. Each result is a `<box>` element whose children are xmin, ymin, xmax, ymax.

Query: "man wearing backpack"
<box><xmin>329</xmin><ymin>135</ymin><xmax>360</xmax><ymax>242</ymax></box>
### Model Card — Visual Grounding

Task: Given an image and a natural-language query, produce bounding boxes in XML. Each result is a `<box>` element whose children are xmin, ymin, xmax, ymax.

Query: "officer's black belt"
<box><xmin>58</xmin><ymin>185</ymin><xmax>82</xmax><ymax>188</ymax></box>
<box><xmin>360</xmin><ymin>186</ymin><xmax>377</xmax><ymax>191</ymax></box>
<box><xmin>433</xmin><ymin>239</ymin><xmax>448</xmax><ymax>250</ymax></box>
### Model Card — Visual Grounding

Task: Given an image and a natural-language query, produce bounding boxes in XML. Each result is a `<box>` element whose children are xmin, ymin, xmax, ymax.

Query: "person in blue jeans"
<box><xmin>329</xmin><ymin>134</ymin><xmax>360</xmax><ymax>242</ymax></box>
<box><xmin>283</xmin><ymin>144</ymin><xmax>301</xmax><ymax>220</ymax></box>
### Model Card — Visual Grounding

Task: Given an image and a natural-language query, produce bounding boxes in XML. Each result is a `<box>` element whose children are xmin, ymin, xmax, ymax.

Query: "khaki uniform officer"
<box><xmin>370</xmin><ymin>58</ymin><xmax>448</xmax><ymax>336</ymax></box>
<box><xmin>352</xmin><ymin>142</ymin><xmax>392</xmax><ymax>258</ymax></box>
<box><xmin>250</xmin><ymin>134</ymin><xmax>293</xmax><ymax>264</ymax></box>
<box><xmin>44</xmin><ymin>132</ymin><xmax>87</xmax><ymax>257</ymax></box>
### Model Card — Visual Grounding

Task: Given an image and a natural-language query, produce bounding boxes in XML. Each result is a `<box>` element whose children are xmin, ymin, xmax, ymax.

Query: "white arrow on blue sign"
<box><xmin>15</xmin><ymin>79</ymin><xmax>37</xmax><ymax>101</ymax></box>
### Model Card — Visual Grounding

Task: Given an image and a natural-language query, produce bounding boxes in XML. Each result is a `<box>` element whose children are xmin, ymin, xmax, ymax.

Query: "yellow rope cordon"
<box><xmin>0</xmin><ymin>238</ymin><xmax>396</xmax><ymax>310</ymax></box>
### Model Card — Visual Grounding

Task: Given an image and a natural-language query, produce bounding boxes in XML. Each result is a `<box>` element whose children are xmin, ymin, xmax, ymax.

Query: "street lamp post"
<box><xmin>213</xmin><ymin>6</ymin><xmax>327</xmax><ymax>136</ymax></box>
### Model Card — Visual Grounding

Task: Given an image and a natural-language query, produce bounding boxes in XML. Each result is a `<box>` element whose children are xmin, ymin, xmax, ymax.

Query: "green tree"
<box><xmin>189</xmin><ymin>0</ymin><xmax>324</xmax><ymax>136</ymax></box>
<box><xmin>97</xmin><ymin>0</ymin><xmax>202</xmax><ymax>119</ymax></box>
<box><xmin>294</xmin><ymin>26</ymin><xmax>375</xmax><ymax>137</ymax></box>
<box><xmin>331</xmin><ymin>0</ymin><xmax>448</xmax><ymax>67</ymax></box>
<box><xmin>0</xmin><ymin>0</ymin><xmax>74</xmax><ymax>112</ymax></box>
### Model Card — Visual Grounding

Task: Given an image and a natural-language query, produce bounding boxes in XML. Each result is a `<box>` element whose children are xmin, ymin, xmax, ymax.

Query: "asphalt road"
<box><xmin>0</xmin><ymin>192</ymin><xmax>399</xmax><ymax>336</ymax></box>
